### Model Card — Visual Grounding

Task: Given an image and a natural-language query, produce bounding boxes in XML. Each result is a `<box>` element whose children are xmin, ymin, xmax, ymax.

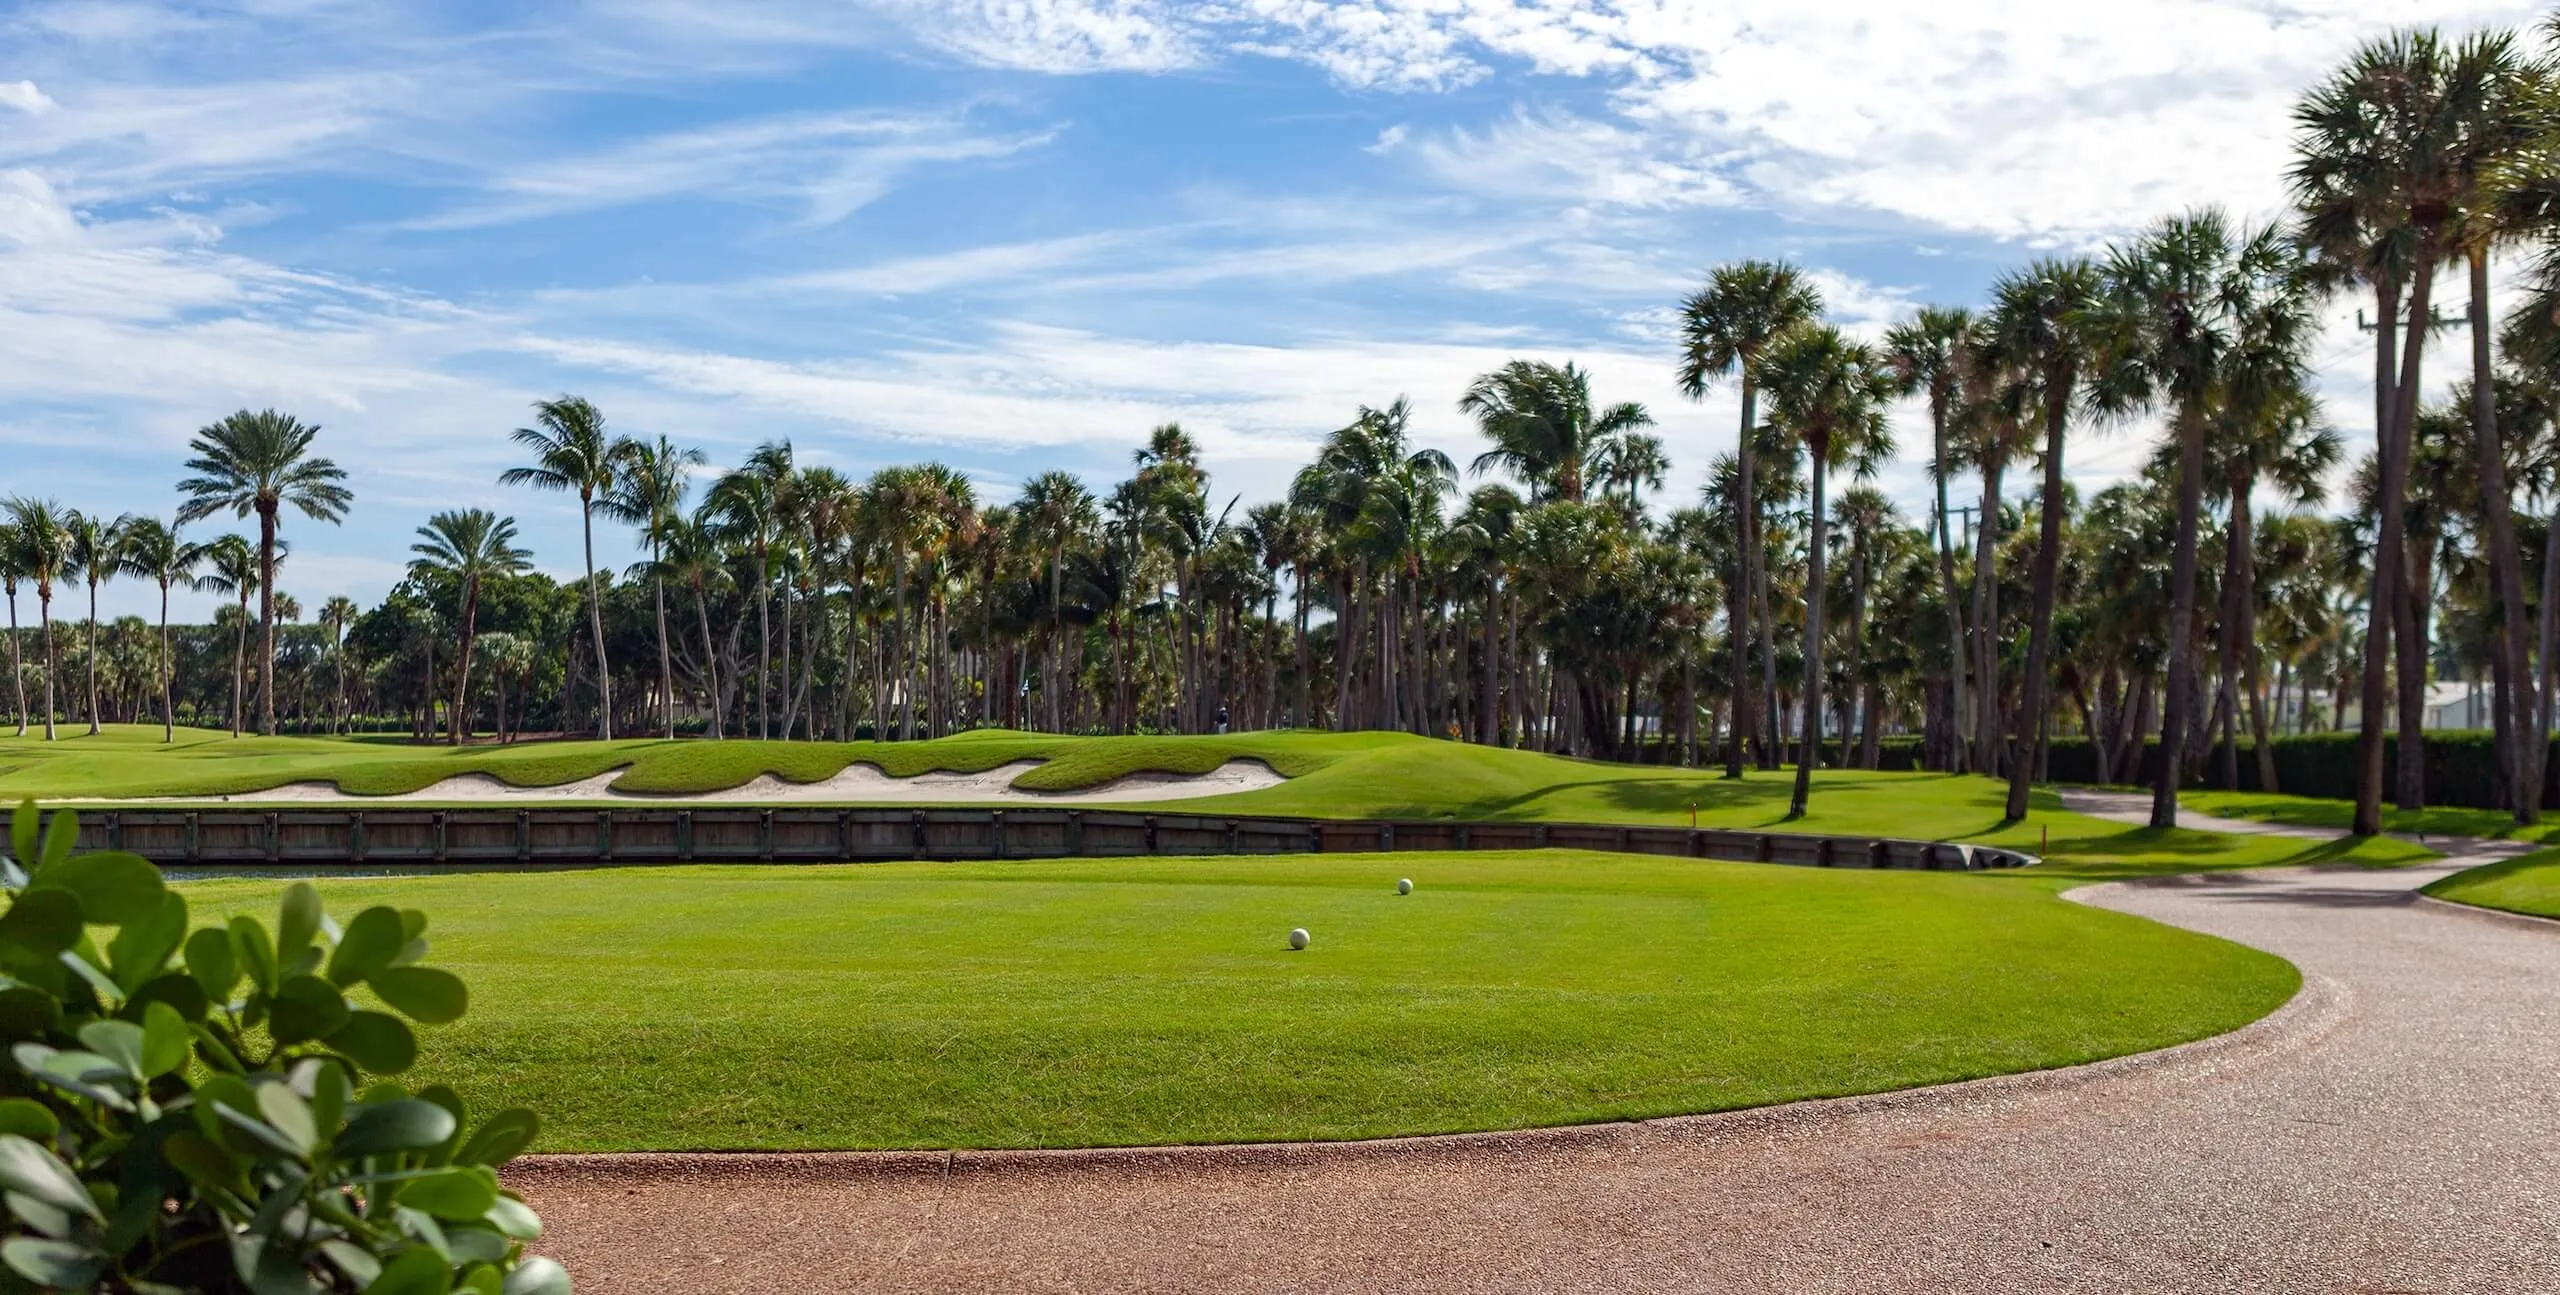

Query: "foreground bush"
<box><xmin>0</xmin><ymin>803</ymin><xmax>566</xmax><ymax>1293</ymax></box>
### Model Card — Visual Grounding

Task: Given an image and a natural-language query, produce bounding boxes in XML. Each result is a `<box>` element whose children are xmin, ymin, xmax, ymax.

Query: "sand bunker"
<box><xmin>119</xmin><ymin>759</ymin><xmax>1286</xmax><ymax>806</ymax></box>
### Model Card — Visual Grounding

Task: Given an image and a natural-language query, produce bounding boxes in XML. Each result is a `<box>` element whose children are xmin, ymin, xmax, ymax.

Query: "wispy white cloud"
<box><xmin>0</xmin><ymin>81</ymin><xmax>55</xmax><ymax>114</ymax></box>
<box><xmin>402</xmin><ymin>108</ymin><xmax>1057</xmax><ymax>231</ymax></box>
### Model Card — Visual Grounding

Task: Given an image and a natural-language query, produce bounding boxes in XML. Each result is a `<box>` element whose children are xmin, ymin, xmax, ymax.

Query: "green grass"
<box><xmin>2174</xmin><ymin>788</ymin><xmax>2560</xmax><ymax>845</ymax></box>
<box><xmin>2421</xmin><ymin>847</ymin><xmax>2560</xmax><ymax>920</ymax></box>
<box><xmin>176</xmin><ymin>850</ymin><xmax>2301</xmax><ymax>1152</ymax></box>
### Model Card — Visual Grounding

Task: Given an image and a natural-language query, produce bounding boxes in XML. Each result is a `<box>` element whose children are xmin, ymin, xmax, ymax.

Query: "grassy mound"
<box><xmin>2421</xmin><ymin>848</ymin><xmax>2560</xmax><ymax>920</ymax></box>
<box><xmin>177</xmin><ymin>850</ymin><xmax>2300</xmax><ymax>1152</ymax></box>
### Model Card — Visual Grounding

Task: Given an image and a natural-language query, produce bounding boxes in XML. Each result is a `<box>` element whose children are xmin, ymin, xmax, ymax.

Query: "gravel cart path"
<box><xmin>511</xmin><ymin>800</ymin><xmax>2558</xmax><ymax>1293</ymax></box>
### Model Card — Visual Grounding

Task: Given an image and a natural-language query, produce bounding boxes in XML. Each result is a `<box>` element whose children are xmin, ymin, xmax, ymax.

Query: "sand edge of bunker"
<box><xmin>77</xmin><ymin>757</ymin><xmax>1288</xmax><ymax>806</ymax></box>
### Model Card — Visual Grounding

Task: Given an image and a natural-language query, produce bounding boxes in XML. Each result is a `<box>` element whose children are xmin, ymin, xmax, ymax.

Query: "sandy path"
<box><xmin>109</xmin><ymin>759</ymin><xmax>1285</xmax><ymax>805</ymax></box>
<box><xmin>510</xmin><ymin>810</ymin><xmax>2560</xmax><ymax>1292</ymax></box>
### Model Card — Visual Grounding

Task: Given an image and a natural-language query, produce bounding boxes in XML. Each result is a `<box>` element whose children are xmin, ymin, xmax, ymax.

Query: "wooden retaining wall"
<box><xmin>52</xmin><ymin>807</ymin><xmax>2037</xmax><ymax>873</ymax></box>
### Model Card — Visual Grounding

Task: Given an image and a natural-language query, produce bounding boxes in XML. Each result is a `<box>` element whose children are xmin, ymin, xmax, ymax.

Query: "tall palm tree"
<box><xmin>1756</xmin><ymin>325</ymin><xmax>1896</xmax><ymax>817</ymax></box>
<box><xmin>63</xmin><ymin>510</ymin><xmax>131</xmax><ymax>736</ymax></box>
<box><xmin>1680</xmin><ymin>261</ymin><xmax>1824</xmax><ymax>776</ymax></box>
<box><xmin>1831</xmin><ymin>485</ymin><xmax>1897</xmax><ymax>769</ymax></box>
<box><xmin>2</xmin><ymin>499</ymin><xmax>72</xmax><ymax>741</ymax></box>
<box><xmin>500</xmin><ymin>396</ymin><xmax>625</xmax><ymax>739</ymax></box>
<box><xmin>112</xmin><ymin>518</ymin><xmax>205</xmax><ymax>742</ymax></box>
<box><xmin>704</xmin><ymin>445</ymin><xmax>788</xmax><ymax>739</ymax></box>
<box><xmin>606</xmin><ymin>435</ymin><xmax>707</xmax><ymax>739</ymax></box>
<box><xmin>1015</xmin><ymin>470</ymin><xmax>1099</xmax><ymax>732</ymax></box>
<box><xmin>2290</xmin><ymin>30</ymin><xmax>2473</xmax><ymax>832</ymax></box>
<box><xmin>2088</xmin><ymin>209</ymin><xmax>2307</xmax><ymax>829</ymax></box>
<box><xmin>1985</xmin><ymin>258</ymin><xmax>2103</xmax><ymax>821</ymax></box>
<box><xmin>194</xmin><ymin>535</ymin><xmax>260</xmax><ymax>737</ymax></box>
<box><xmin>1885</xmin><ymin>307</ymin><xmax>1978</xmax><ymax>773</ymax></box>
<box><xmin>320</xmin><ymin>594</ymin><xmax>359</xmax><ymax>734</ymax></box>
<box><xmin>0</xmin><ymin>521</ymin><xmax>24</xmax><ymax>736</ymax></box>
<box><xmin>175</xmin><ymin>409</ymin><xmax>351</xmax><ymax>738</ymax></box>
<box><xmin>409</xmin><ymin>509</ymin><xmax>533</xmax><ymax>744</ymax></box>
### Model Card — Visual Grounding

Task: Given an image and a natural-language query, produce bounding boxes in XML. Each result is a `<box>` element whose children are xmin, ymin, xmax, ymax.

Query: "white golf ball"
<box><xmin>1288</xmin><ymin>927</ymin><xmax>1311</xmax><ymax>950</ymax></box>
<box><xmin>1397</xmin><ymin>878</ymin><xmax>1413</xmax><ymax>895</ymax></box>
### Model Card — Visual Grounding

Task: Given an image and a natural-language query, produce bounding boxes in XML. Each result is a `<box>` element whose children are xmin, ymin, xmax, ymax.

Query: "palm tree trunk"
<box><xmin>753</xmin><ymin>550</ymin><xmax>772</xmax><ymax>740</ymax></box>
<box><xmin>2467</xmin><ymin>250</ymin><xmax>2539</xmax><ymax>822</ymax></box>
<box><xmin>2540</xmin><ymin>504</ymin><xmax>2560</xmax><ymax>805</ymax></box>
<box><xmin>39</xmin><ymin>590</ymin><xmax>56</xmax><ymax>742</ymax></box>
<box><xmin>2216</xmin><ymin>480</ymin><xmax>2252</xmax><ymax>792</ymax></box>
<box><xmin>1973</xmin><ymin>455</ymin><xmax>2004</xmax><ymax>777</ymax></box>
<box><xmin>1846</xmin><ymin>541</ymin><xmax>1869</xmax><ymax>769</ymax></box>
<box><xmin>2008</xmin><ymin>386</ymin><xmax>2071</xmax><ymax>818</ymax></box>
<box><xmin>1790</xmin><ymin>448</ymin><xmax>1830</xmax><ymax>819</ymax></box>
<box><xmin>2397</xmin><ymin>539</ymin><xmax>2431</xmax><ymax>810</ymax></box>
<box><xmin>695</xmin><ymin>581</ymin><xmax>725</xmax><ymax>738</ymax></box>
<box><xmin>5</xmin><ymin>586</ymin><xmax>21</xmax><ymax>737</ymax></box>
<box><xmin>451</xmin><ymin>589</ymin><xmax>478</xmax><ymax>746</ymax></box>
<box><xmin>1931</xmin><ymin>396</ymin><xmax>1969</xmax><ymax>774</ymax></box>
<box><xmin>577</xmin><ymin>498</ymin><xmax>613</xmax><ymax>741</ymax></box>
<box><xmin>230</xmin><ymin>594</ymin><xmax>246</xmax><ymax>738</ymax></box>
<box><xmin>2152</xmin><ymin>408</ymin><xmax>2208</xmax><ymax>829</ymax></box>
<box><xmin>654</xmin><ymin>566</ymin><xmax>676</xmax><ymax>739</ymax></box>
<box><xmin>2354</xmin><ymin>275</ymin><xmax>2406</xmax><ymax>836</ymax></box>
<box><xmin>84</xmin><ymin>579</ymin><xmax>99</xmax><ymax>736</ymax></box>
<box><xmin>256</xmin><ymin>506</ymin><xmax>278</xmax><ymax>736</ymax></box>
<box><xmin>1732</xmin><ymin>376</ymin><xmax>1760</xmax><ymax>777</ymax></box>
<box><xmin>159</xmin><ymin>582</ymin><xmax>174</xmax><ymax>743</ymax></box>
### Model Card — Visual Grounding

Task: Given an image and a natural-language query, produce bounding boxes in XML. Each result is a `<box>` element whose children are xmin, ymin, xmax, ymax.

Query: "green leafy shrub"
<box><xmin>0</xmin><ymin>803</ymin><xmax>567</xmax><ymax>1294</ymax></box>
<box><xmin>2042</xmin><ymin>730</ymin><xmax>2543</xmax><ymax>807</ymax></box>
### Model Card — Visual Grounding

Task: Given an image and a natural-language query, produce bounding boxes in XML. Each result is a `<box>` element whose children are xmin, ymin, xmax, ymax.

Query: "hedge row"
<box><xmin>2040</xmin><ymin>730</ymin><xmax>2535</xmax><ymax>809</ymax></box>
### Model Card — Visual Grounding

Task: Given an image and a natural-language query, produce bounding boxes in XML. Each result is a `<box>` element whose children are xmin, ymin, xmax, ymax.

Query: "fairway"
<box><xmin>179</xmin><ymin>850</ymin><xmax>2296</xmax><ymax>1152</ymax></box>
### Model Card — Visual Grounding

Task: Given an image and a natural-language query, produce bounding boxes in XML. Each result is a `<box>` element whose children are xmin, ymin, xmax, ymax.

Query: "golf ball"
<box><xmin>1397</xmin><ymin>878</ymin><xmax>1413</xmax><ymax>895</ymax></box>
<box><xmin>1288</xmin><ymin>927</ymin><xmax>1311</xmax><ymax>950</ymax></box>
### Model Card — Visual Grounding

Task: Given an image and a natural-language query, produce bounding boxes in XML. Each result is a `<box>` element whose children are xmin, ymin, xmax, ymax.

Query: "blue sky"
<box><xmin>0</xmin><ymin>0</ymin><xmax>2538</xmax><ymax>619</ymax></box>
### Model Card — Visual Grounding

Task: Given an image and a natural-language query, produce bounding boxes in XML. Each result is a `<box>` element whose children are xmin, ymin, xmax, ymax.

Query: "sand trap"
<box><xmin>115</xmin><ymin>759</ymin><xmax>1286</xmax><ymax>806</ymax></box>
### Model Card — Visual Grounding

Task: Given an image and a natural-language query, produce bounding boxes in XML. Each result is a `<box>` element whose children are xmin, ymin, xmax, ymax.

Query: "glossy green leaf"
<box><xmin>318</xmin><ymin>1239</ymin><xmax>384</xmax><ymax>1288</ymax></box>
<box><xmin>2</xmin><ymin>1236</ymin><xmax>104</xmax><ymax>1289</ymax></box>
<box><xmin>335</xmin><ymin>1100</ymin><xmax>457</xmax><ymax>1158</ymax></box>
<box><xmin>109</xmin><ymin>891</ymin><xmax>189</xmax><ymax>993</ymax></box>
<box><xmin>162</xmin><ymin>1129</ymin><xmax>245</xmax><ymax>1195</ymax></box>
<box><xmin>26</xmin><ymin>851</ymin><xmax>165</xmax><ymax>926</ymax></box>
<box><xmin>453</xmin><ymin>1109</ymin><xmax>539</xmax><ymax>1168</ymax></box>
<box><xmin>0</xmin><ymin>891</ymin><xmax>83</xmax><ymax>957</ymax></box>
<box><xmin>58</xmin><ymin>948</ymin><xmax>125</xmax><ymax>1008</ymax></box>
<box><xmin>310</xmin><ymin>1059</ymin><xmax>350</xmax><ymax>1144</ymax></box>
<box><xmin>16</xmin><ymin>1044</ymin><xmax>132</xmax><ymax>1110</ymax></box>
<box><xmin>8</xmin><ymin>802</ymin><xmax>34</xmax><ymax>871</ymax></box>
<box><xmin>8</xmin><ymin>1188</ymin><xmax>73</xmax><ymax>1239</ymax></box>
<box><xmin>459</xmin><ymin>1262</ymin><xmax>505</xmax><ymax>1295</ymax></box>
<box><xmin>185</xmin><ymin>926</ymin><xmax>239</xmax><ymax>1002</ymax></box>
<box><xmin>138</xmin><ymin>1001</ymin><xmax>189</xmax><ymax>1078</ymax></box>
<box><xmin>257</xmin><ymin>1083</ymin><xmax>317</xmax><ymax>1156</ymax></box>
<box><xmin>76</xmin><ymin>1019</ymin><xmax>145</xmax><ymax>1077</ymax></box>
<box><xmin>483</xmin><ymin>1195</ymin><xmax>541</xmax><ymax>1241</ymax></box>
<box><xmin>361</xmin><ymin>1246</ymin><xmax>451</xmax><ymax>1295</ymax></box>
<box><xmin>401</xmin><ymin>1166</ymin><xmax>499</xmax><ymax>1221</ymax></box>
<box><xmin>328</xmin><ymin>907</ymin><xmax>407</xmax><ymax>989</ymax></box>
<box><xmin>502</xmin><ymin>1255</ymin><xmax>571</xmax><ymax>1295</ymax></box>
<box><xmin>228</xmin><ymin>917</ymin><xmax>277</xmax><ymax>994</ymax></box>
<box><xmin>275</xmin><ymin>884</ymin><xmax>322</xmax><ymax>974</ymax></box>
<box><xmin>125</xmin><ymin>971</ymin><xmax>210</xmax><ymax>1025</ymax></box>
<box><xmin>269</xmin><ymin>974</ymin><xmax>350</xmax><ymax>1046</ymax></box>
<box><xmin>0</xmin><ymin>1100</ymin><xmax>56</xmax><ymax>1142</ymax></box>
<box><xmin>327</xmin><ymin>1012</ymin><xmax>417</xmax><ymax>1075</ymax></box>
<box><xmin>35</xmin><ymin>810</ymin><xmax>76</xmax><ymax>873</ymax></box>
<box><xmin>369</xmin><ymin>966</ymin><xmax>467</xmax><ymax>1025</ymax></box>
<box><xmin>0</xmin><ymin>1135</ymin><xmax>99</xmax><ymax>1222</ymax></box>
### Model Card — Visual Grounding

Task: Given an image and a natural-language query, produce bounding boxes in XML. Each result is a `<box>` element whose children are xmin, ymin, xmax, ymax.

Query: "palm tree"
<box><xmin>409</xmin><ymin>509</ymin><xmax>533</xmax><ymax>744</ymax></box>
<box><xmin>113</xmin><ymin>518</ymin><xmax>205</xmax><ymax>742</ymax></box>
<box><xmin>1461</xmin><ymin>360</ymin><xmax>1654</xmax><ymax>504</ymax></box>
<box><xmin>2</xmin><ymin>499</ymin><xmax>72</xmax><ymax>741</ymax></box>
<box><xmin>0</xmin><ymin>522</ymin><xmax>24</xmax><ymax>736</ymax></box>
<box><xmin>194</xmin><ymin>535</ymin><xmax>259</xmax><ymax>737</ymax></box>
<box><xmin>1014</xmin><ymin>470</ymin><xmax>1098</xmax><ymax>732</ymax></box>
<box><xmin>2087</xmin><ymin>209</ymin><xmax>2306</xmax><ymax>828</ymax></box>
<box><xmin>1985</xmin><ymin>258</ymin><xmax>2103</xmax><ymax>821</ymax></box>
<box><xmin>1885</xmin><ymin>307</ymin><xmax>1978</xmax><ymax>773</ymax></box>
<box><xmin>2290</xmin><ymin>30</ymin><xmax>2473</xmax><ymax>832</ymax></box>
<box><xmin>62</xmin><ymin>510</ymin><xmax>128</xmax><ymax>736</ymax></box>
<box><xmin>320</xmin><ymin>595</ymin><xmax>359</xmax><ymax>734</ymax></box>
<box><xmin>1680</xmin><ymin>261</ymin><xmax>1824</xmax><ymax>776</ymax></box>
<box><xmin>1831</xmin><ymin>485</ymin><xmax>1897</xmax><ymax>769</ymax></box>
<box><xmin>174</xmin><ymin>409</ymin><xmax>351</xmax><ymax>737</ymax></box>
<box><xmin>1755</xmin><ymin>325</ymin><xmax>1895</xmax><ymax>817</ymax></box>
<box><xmin>500</xmin><ymin>396</ymin><xmax>625</xmax><ymax>739</ymax></box>
<box><xmin>605</xmin><ymin>435</ymin><xmax>707</xmax><ymax>740</ymax></box>
<box><xmin>703</xmin><ymin>442</ymin><xmax>791</xmax><ymax>739</ymax></box>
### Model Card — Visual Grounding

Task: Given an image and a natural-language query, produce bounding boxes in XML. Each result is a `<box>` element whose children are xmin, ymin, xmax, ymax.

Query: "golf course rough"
<box><xmin>177</xmin><ymin>849</ymin><xmax>2299</xmax><ymax>1153</ymax></box>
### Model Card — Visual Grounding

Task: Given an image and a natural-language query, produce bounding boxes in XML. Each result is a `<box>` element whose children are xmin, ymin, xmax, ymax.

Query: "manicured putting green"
<box><xmin>178</xmin><ymin>850</ymin><xmax>2297</xmax><ymax>1152</ymax></box>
